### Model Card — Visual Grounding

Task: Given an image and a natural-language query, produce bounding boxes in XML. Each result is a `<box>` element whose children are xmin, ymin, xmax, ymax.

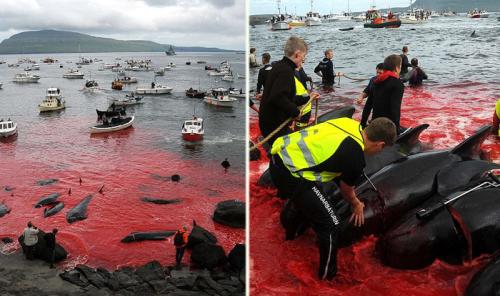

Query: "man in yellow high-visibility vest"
<box><xmin>269</xmin><ymin>117</ymin><xmax>397</xmax><ymax>280</ymax></box>
<box><xmin>493</xmin><ymin>98</ymin><xmax>500</xmax><ymax>136</ymax></box>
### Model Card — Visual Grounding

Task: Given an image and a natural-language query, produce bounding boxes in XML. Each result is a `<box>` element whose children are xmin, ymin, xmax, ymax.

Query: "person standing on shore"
<box><xmin>44</xmin><ymin>229</ymin><xmax>58</xmax><ymax>268</ymax></box>
<box><xmin>173</xmin><ymin>226</ymin><xmax>189</xmax><ymax>267</ymax></box>
<box><xmin>23</xmin><ymin>222</ymin><xmax>39</xmax><ymax>260</ymax></box>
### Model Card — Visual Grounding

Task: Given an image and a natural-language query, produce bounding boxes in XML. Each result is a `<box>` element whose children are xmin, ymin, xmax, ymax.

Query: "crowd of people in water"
<box><xmin>249</xmin><ymin>35</ymin><xmax>498</xmax><ymax>281</ymax></box>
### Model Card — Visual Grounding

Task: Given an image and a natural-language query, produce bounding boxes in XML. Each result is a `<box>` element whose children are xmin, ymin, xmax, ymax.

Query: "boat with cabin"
<box><xmin>109</xmin><ymin>93</ymin><xmax>144</xmax><ymax>106</ymax></box>
<box><xmin>90</xmin><ymin>107</ymin><xmax>134</xmax><ymax>134</ymax></box>
<box><xmin>0</xmin><ymin>118</ymin><xmax>17</xmax><ymax>138</ymax></box>
<box><xmin>38</xmin><ymin>88</ymin><xmax>66</xmax><ymax>112</ymax></box>
<box><xmin>135</xmin><ymin>82</ymin><xmax>173</xmax><ymax>95</ymax></box>
<box><xmin>63</xmin><ymin>69</ymin><xmax>84</xmax><ymax>79</ymax></box>
<box><xmin>14</xmin><ymin>72</ymin><xmax>40</xmax><ymax>83</ymax></box>
<box><xmin>203</xmin><ymin>88</ymin><xmax>237</xmax><ymax>107</ymax></box>
<box><xmin>166</xmin><ymin>45</ymin><xmax>176</xmax><ymax>56</ymax></box>
<box><xmin>186</xmin><ymin>88</ymin><xmax>207</xmax><ymax>98</ymax></box>
<box><xmin>182</xmin><ymin>117</ymin><xmax>204</xmax><ymax>142</ymax></box>
<box><xmin>364</xmin><ymin>8</ymin><xmax>401</xmax><ymax>28</ymax></box>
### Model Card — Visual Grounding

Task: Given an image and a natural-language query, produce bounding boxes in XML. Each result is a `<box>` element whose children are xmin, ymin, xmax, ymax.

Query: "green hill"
<box><xmin>0</xmin><ymin>30</ymin><xmax>236</xmax><ymax>54</ymax></box>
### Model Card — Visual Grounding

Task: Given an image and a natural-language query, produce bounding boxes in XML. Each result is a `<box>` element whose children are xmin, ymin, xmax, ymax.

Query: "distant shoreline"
<box><xmin>0</xmin><ymin>50</ymin><xmax>243</xmax><ymax>56</ymax></box>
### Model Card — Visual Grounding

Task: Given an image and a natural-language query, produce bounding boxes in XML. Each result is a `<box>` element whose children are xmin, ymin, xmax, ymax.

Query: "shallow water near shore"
<box><xmin>0</xmin><ymin>52</ymin><xmax>245</xmax><ymax>269</ymax></box>
<box><xmin>250</xmin><ymin>15</ymin><xmax>499</xmax><ymax>296</ymax></box>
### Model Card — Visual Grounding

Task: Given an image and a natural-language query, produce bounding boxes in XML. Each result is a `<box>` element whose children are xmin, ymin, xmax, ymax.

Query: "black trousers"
<box><xmin>49</xmin><ymin>247</ymin><xmax>55</xmax><ymax>267</ymax></box>
<box><xmin>175</xmin><ymin>247</ymin><xmax>185</xmax><ymax>265</ymax></box>
<box><xmin>25</xmin><ymin>245</ymin><xmax>35</xmax><ymax>260</ymax></box>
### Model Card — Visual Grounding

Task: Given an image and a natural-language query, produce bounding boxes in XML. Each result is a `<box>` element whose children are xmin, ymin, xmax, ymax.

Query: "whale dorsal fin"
<box><xmin>317</xmin><ymin>105</ymin><xmax>356</xmax><ymax>123</ymax></box>
<box><xmin>451</xmin><ymin>125</ymin><xmax>491</xmax><ymax>160</ymax></box>
<box><xmin>396</xmin><ymin>123</ymin><xmax>429</xmax><ymax>154</ymax></box>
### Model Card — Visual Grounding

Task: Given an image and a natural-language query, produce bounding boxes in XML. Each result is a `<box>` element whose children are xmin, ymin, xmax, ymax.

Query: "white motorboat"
<box><xmin>32</xmin><ymin>64</ymin><xmax>40</xmax><ymax>70</ymax></box>
<box><xmin>83</xmin><ymin>80</ymin><xmax>99</xmax><ymax>92</ymax></box>
<box><xmin>324</xmin><ymin>13</ymin><xmax>352</xmax><ymax>22</ymax></box>
<box><xmin>305</xmin><ymin>12</ymin><xmax>322</xmax><ymax>26</ymax></box>
<box><xmin>400</xmin><ymin>10</ymin><xmax>426</xmax><ymax>24</ymax></box>
<box><xmin>63</xmin><ymin>69</ymin><xmax>84</xmax><ymax>79</ymax></box>
<box><xmin>90</xmin><ymin>115</ymin><xmax>134</xmax><ymax>134</ymax></box>
<box><xmin>117</xmin><ymin>76</ymin><xmax>138</xmax><ymax>84</ymax></box>
<box><xmin>204</xmin><ymin>88</ymin><xmax>237</xmax><ymax>108</ymax></box>
<box><xmin>222</xmin><ymin>73</ymin><xmax>234</xmax><ymax>82</ymax></box>
<box><xmin>353</xmin><ymin>13</ymin><xmax>366</xmax><ymax>22</ymax></box>
<box><xmin>164</xmin><ymin>66</ymin><xmax>172</xmax><ymax>71</ymax></box>
<box><xmin>110</xmin><ymin>94</ymin><xmax>144</xmax><ymax>106</ymax></box>
<box><xmin>442</xmin><ymin>11</ymin><xmax>456</xmax><ymax>17</ymax></box>
<box><xmin>0</xmin><ymin>118</ymin><xmax>17</xmax><ymax>138</ymax></box>
<box><xmin>135</xmin><ymin>83</ymin><xmax>173</xmax><ymax>95</ymax></box>
<box><xmin>168</xmin><ymin>62</ymin><xmax>176</xmax><ymax>68</ymax></box>
<box><xmin>237</xmin><ymin>73</ymin><xmax>245</xmax><ymax>79</ymax></box>
<box><xmin>24</xmin><ymin>66</ymin><xmax>32</xmax><ymax>71</ymax></box>
<box><xmin>38</xmin><ymin>88</ymin><xmax>66</xmax><ymax>112</ymax></box>
<box><xmin>182</xmin><ymin>117</ymin><xmax>204</xmax><ymax>142</ymax></box>
<box><xmin>154</xmin><ymin>68</ymin><xmax>165</xmax><ymax>76</ymax></box>
<box><xmin>14</xmin><ymin>72</ymin><xmax>40</xmax><ymax>83</ymax></box>
<box><xmin>228</xmin><ymin>88</ymin><xmax>246</xmax><ymax>98</ymax></box>
<box><xmin>428</xmin><ymin>11</ymin><xmax>441</xmax><ymax>18</ymax></box>
<box><xmin>208</xmin><ymin>70</ymin><xmax>227</xmax><ymax>76</ymax></box>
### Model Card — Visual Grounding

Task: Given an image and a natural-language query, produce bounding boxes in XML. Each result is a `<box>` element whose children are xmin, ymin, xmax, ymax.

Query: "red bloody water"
<box><xmin>250</xmin><ymin>82</ymin><xmax>499</xmax><ymax>296</ymax></box>
<box><xmin>0</xmin><ymin>116</ymin><xmax>244</xmax><ymax>270</ymax></box>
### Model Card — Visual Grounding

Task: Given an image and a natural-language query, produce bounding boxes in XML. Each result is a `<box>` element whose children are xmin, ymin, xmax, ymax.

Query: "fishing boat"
<box><xmin>203</xmin><ymin>88</ymin><xmax>237</xmax><ymax>108</ymax></box>
<box><xmin>271</xmin><ymin>0</ymin><xmax>291</xmax><ymax>31</ymax></box>
<box><xmin>154</xmin><ymin>68</ymin><xmax>165</xmax><ymax>76</ymax></box>
<box><xmin>305</xmin><ymin>12</ymin><xmax>322</xmax><ymax>26</ymax></box>
<box><xmin>135</xmin><ymin>83</ymin><xmax>173</xmax><ymax>95</ymax></box>
<box><xmin>90</xmin><ymin>108</ymin><xmax>134</xmax><ymax>134</ymax></box>
<box><xmin>63</xmin><ymin>69</ymin><xmax>84</xmax><ymax>79</ymax></box>
<box><xmin>14</xmin><ymin>72</ymin><xmax>40</xmax><ymax>83</ymax></box>
<box><xmin>468</xmin><ymin>9</ymin><xmax>489</xmax><ymax>18</ymax></box>
<box><xmin>109</xmin><ymin>93</ymin><xmax>144</xmax><ymax>106</ymax></box>
<box><xmin>186</xmin><ymin>88</ymin><xmax>206</xmax><ymax>98</ymax></box>
<box><xmin>364</xmin><ymin>8</ymin><xmax>401</xmax><ymax>28</ymax></box>
<box><xmin>84</xmin><ymin>80</ymin><xmax>99</xmax><ymax>91</ymax></box>
<box><xmin>111</xmin><ymin>80</ymin><xmax>123</xmax><ymax>90</ymax></box>
<box><xmin>164</xmin><ymin>66</ymin><xmax>172</xmax><ymax>71</ymax></box>
<box><xmin>228</xmin><ymin>87</ymin><xmax>246</xmax><ymax>98</ymax></box>
<box><xmin>117</xmin><ymin>76</ymin><xmax>138</xmax><ymax>84</ymax></box>
<box><xmin>0</xmin><ymin>118</ymin><xmax>17</xmax><ymax>138</ymax></box>
<box><xmin>222</xmin><ymin>73</ymin><xmax>234</xmax><ymax>82</ymax></box>
<box><xmin>182</xmin><ymin>117</ymin><xmax>204</xmax><ymax>142</ymax></box>
<box><xmin>32</xmin><ymin>64</ymin><xmax>40</xmax><ymax>70</ymax></box>
<box><xmin>165</xmin><ymin>45</ymin><xmax>176</xmax><ymax>56</ymax></box>
<box><xmin>38</xmin><ymin>88</ymin><xmax>65</xmax><ymax>112</ymax></box>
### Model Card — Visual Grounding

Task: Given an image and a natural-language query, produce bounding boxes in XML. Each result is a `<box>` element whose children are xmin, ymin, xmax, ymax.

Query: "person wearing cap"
<box><xmin>269</xmin><ymin>117</ymin><xmax>397</xmax><ymax>280</ymax></box>
<box><xmin>173</xmin><ymin>226</ymin><xmax>189</xmax><ymax>267</ymax></box>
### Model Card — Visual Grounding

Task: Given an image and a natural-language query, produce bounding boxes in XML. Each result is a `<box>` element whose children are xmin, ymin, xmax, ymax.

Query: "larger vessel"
<box><xmin>0</xmin><ymin>118</ymin><xmax>17</xmax><ymax>138</ymax></box>
<box><xmin>305</xmin><ymin>0</ymin><xmax>321</xmax><ymax>26</ymax></box>
<box><xmin>182</xmin><ymin>117</ymin><xmax>204</xmax><ymax>142</ymax></box>
<box><xmin>90</xmin><ymin>108</ymin><xmax>134</xmax><ymax>134</ymax></box>
<box><xmin>63</xmin><ymin>69</ymin><xmax>84</xmax><ymax>79</ymax></box>
<box><xmin>203</xmin><ymin>88</ymin><xmax>237</xmax><ymax>108</ymax></box>
<box><xmin>135</xmin><ymin>83</ymin><xmax>173</xmax><ymax>95</ymax></box>
<box><xmin>165</xmin><ymin>45</ymin><xmax>176</xmax><ymax>56</ymax></box>
<box><xmin>38</xmin><ymin>88</ymin><xmax>66</xmax><ymax>112</ymax></box>
<box><xmin>14</xmin><ymin>72</ymin><xmax>40</xmax><ymax>83</ymax></box>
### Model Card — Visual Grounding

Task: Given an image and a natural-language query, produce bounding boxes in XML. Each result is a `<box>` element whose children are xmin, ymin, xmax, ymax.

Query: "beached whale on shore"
<box><xmin>121</xmin><ymin>231</ymin><xmax>176</xmax><ymax>243</ymax></box>
<box><xmin>66</xmin><ymin>195</ymin><xmax>92</xmax><ymax>223</ymax></box>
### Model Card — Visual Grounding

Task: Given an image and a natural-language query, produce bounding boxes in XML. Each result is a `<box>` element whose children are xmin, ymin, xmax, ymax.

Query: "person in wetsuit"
<box><xmin>408</xmin><ymin>58</ymin><xmax>428</xmax><ymax>86</ymax></box>
<box><xmin>399</xmin><ymin>46</ymin><xmax>412</xmax><ymax>82</ymax></box>
<box><xmin>314</xmin><ymin>49</ymin><xmax>341</xmax><ymax>88</ymax></box>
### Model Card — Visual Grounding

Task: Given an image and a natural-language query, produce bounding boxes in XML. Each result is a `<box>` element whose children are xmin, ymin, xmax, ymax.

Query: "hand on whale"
<box><xmin>66</xmin><ymin>195</ymin><xmax>92</xmax><ymax>223</ymax></box>
<box><xmin>140</xmin><ymin>197</ymin><xmax>181</xmax><ymax>204</ymax></box>
<box><xmin>34</xmin><ymin>193</ymin><xmax>61</xmax><ymax>208</ymax></box>
<box><xmin>121</xmin><ymin>230</ymin><xmax>176</xmax><ymax>243</ymax></box>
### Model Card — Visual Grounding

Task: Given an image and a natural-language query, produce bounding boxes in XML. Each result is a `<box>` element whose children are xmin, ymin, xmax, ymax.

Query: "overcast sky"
<box><xmin>251</xmin><ymin>0</ymin><xmax>413</xmax><ymax>15</ymax></box>
<box><xmin>0</xmin><ymin>0</ymin><xmax>245</xmax><ymax>50</ymax></box>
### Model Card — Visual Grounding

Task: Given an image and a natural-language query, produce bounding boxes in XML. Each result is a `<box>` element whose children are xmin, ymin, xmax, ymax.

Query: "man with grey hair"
<box><xmin>258</xmin><ymin>36</ymin><xmax>320</xmax><ymax>147</ymax></box>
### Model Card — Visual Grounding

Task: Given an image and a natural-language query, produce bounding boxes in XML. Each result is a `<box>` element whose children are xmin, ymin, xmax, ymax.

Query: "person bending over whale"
<box><xmin>269</xmin><ymin>117</ymin><xmax>396</xmax><ymax>280</ymax></box>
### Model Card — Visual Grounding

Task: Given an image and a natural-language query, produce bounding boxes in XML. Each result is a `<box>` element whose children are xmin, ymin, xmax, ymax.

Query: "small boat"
<box><xmin>222</xmin><ymin>73</ymin><xmax>234</xmax><ymax>82</ymax></box>
<box><xmin>109</xmin><ymin>93</ymin><xmax>144</xmax><ymax>106</ymax></box>
<box><xmin>24</xmin><ymin>66</ymin><xmax>32</xmax><ymax>71</ymax></box>
<box><xmin>305</xmin><ymin>10</ymin><xmax>322</xmax><ymax>26</ymax></box>
<box><xmin>117</xmin><ymin>76</ymin><xmax>138</xmax><ymax>84</ymax></box>
<box><xmin>186</xmin><ymin>61</ymin><xmax>191</xmax><ymax>65</ymax></box>
<box><xmin>165</xmin><ymin>45</ymin><xmax>176</xmax><ymax>56</ymax></box>
<box><xmin>208</xmin><ymin>70</ymin><xmax>227</xmax><ymax>76</ymax></box>
<box><xmin>271</xmin><ymin>21</ymin><xmax>291</xmax><ymax>30</ymax></box>
<box><xmin>84</xmin><ymin>80</ymin><xmax>99</xmax><ymax>91</ymax></box>
<box><xmin>38</xmin><ymin>88</ymin><xmax>65</xmax><ymax>112</ymax></box>
<box><xmin>154</xmin><ymin>68</ymin><xmax>165</xmax><ymax>76</ymax></box>
<box><xmin>237</xmin><ymin>73</ymin><xmax>245</xmax><ymax>79</ymax></box>
<box><xmin>32</xmin><ymin>64</ymin><xmax>40</xmax><ymax>70</ymax></box>
<box><xmin>204</xmin><ymin>88</ymin><xmax>237</xmax><ymax>108</ymax></box>
<box><xmin>468</xmin><ymin>9</ymin><xmax>489</xmax><ymax>18</ymax></box>
<box><xmin>164</xmin><ymin>66</ymin><xmax>172</xmax><ymax>71</ymax></box>
<box><xmin>197</xmin><ymin>61</ymin><xmax>207</xmax><ymax>64</ymax></box>
<box><xmin>63</xmin><ymin>69</ymin><xmax>84</xmax><ymax>79</ymax></box>
<box><xmin>182</xmin><ymin>117</ymin><xmax>204</xmax><ymax>142</ymax></box>
<box><xmin>288</xmin><ymin>18</ymin><xmax>306</xmax><ymax>26</ymax></box>
<box><xmin>0</xmin><ymin>82</ymin><xmax>3</xmax><ymax>89</ymax></box>
<box><xmin>228</xmin><ymin>88</ymin><xmax>246</xmax><ymax>98</ymax></box>
<box><xmin>14</xmin><ymin>72</ymin><xmax>40</xmax><ymax>83</ymax></box>
<box><xmin>90</xmin><ymin>109</ymin><xmax>134</xmax><ymax>134</ymax></box>
<box><xmin>168</xmin><ymin>62</ymin><xmax>176</xmax><ymax>68</ymax></box>
<box><xmin>205</xmin><ymin>65</ymin><xmax>215</xmax><ymax>70</ymax></box>
<box><xmin>339</xmin><ymin>27</ymin><xmax>354</xmax><ymax>31</ymax></box>
<box><xmin>135</xmin><ymin>83</ymin><xmax>173</xmax><ymax>95</ymax></box>
<box><xmin>0</xmin><ymin>118</ymin><xmax>17</xmax><ymax>138</ymax></box>
<box><xmin>111</xmin><ymin>80</ymin><xmax>123</xmax><ymax>90</ymax></box>
<box><xmin>185</xmin><ymin>88</ymin><xmax>206</xmax><ymax>98</ymax></box>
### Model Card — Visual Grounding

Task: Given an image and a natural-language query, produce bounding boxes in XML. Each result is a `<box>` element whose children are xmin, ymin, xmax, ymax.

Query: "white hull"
<box><xmin>271</xmin><ymin>21</ymin><xmax>290</xmax><ymax>30</ymax></box>
<box><xmin>135</xmin><ymin>86</ymin><xmax>172</xmax><ymax>94</ymax></box>
<box><xmin>305</xmin><ymin>19</ymin><xmax>321</xmax><ymax>26</ymax></box>
<box><xmin>208</xmin><ymin>71</ymin><xmax>228</xmax><ymax>76</ymax></box>
<box><xmin>14</xmin><ymin>78</ymin><xmax>40</xmax><ymax>83</ymax></box>
<box><xmin>0</xmin><ymin>122</ymin><xmax>17</xmax><ymax>138</ymax></box>
<box><xmin>63</xmin><ymin>74</ymin><xmax>84</xmax><ymax>79</ymax></box>
<box><xmin>203</xmin><ymin>96</ymin><xmax>237</xmax><ymax>108</ymax></box>
<box><xmin>400</xmin><ymin>18</ymin><xmax>424</xmax><ymax>24</ymax></box>
<box><xmin>90</xmin><ymin>116</ymin><xmax>134</xmax><ymax>134</ymax></box>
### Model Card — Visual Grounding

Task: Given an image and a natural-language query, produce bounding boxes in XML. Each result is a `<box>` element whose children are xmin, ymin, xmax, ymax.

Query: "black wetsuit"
<box><xmin>270</xmin><ymin>137</ymin><xmax>365</xmax><ymax>280</ymax></box>
<box><xmin>408</xmin><ymin>67</ymin><xmax>428</xmax><ymax>86</ymax></box>
<box><xmin>360</xmin><ymin>76</ymin><xmax>377</xmax><ymax>128</ymax></box>
<box><xmin>259</xmin><ymin>57</ymin><xmax>308</xmax><ymax>146</ymax></box>
<box><xmin>314</xmin><ymin>58</ymin><xmax>335</xmax><ymax>86</ymax></box>
<box><xmin>44</xmin><ymin>232</ymin><xmax>56</xmax><ymax>267</ymax></box>
<box><xmin>256</xmin><ymin>64</ymin><xmax>272</xmax><ymax>93</ymax></box>
<box><xmin>400</xmin><ymin>54</ymin><xmax>412</xmax><ymax>81</ymax></box>
<box><xmin>371</xmin><ymin>75</ymin><xmax>405</xmax><ymax>134</ymax></box>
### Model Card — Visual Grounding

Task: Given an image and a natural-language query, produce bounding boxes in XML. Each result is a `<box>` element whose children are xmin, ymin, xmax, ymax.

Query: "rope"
<box><xmin>250</xmin><ymin>96</ymin><xmax>315</xmax><ymax>152</ymax></box>
<box><xmin>342</xmin><ymin>74</ymin><xmax>371</xmax><ymax>81</ymax></box>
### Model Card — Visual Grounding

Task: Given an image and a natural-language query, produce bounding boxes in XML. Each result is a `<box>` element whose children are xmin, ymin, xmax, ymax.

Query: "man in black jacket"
<box><xmin>358</xmin><ymin>63</ymin><xmax>384</xmax><ymax>128</ymax></box>
<box><xmin>314</xmin><ymin>49</ymin><xmax>341</xmax><ymax>87</ymax></box>
<box><xmin>399</xmin><ymin>46</ymin><xmax>412</xmax><ymax>82</ymax></box>
<box><xmin>370</xmin><ymin>54</ymin><xmax>406</xmax><ymax>134</ymax></box>
<box><xmin>256</xmin><ymin>53</ymin><xmax>272</xmax><ymax>95</ymax></box>
<box><xmin>44</xmin><ymin>228</ymin><xmax>58</xmax><ymax>268</ymax></box>
<box><xmin>259</xmin><ymin>36</ymin><xmax>319</xmax><ymax>146</ymax></box>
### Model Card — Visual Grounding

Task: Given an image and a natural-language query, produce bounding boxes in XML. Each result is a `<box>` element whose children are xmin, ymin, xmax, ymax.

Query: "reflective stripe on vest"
<box><xmin>294</xmin><ymin>76</ymin><xmax>312</xmax><ymax>115</ymax></box>
<box><xmin>271</xmin><ymin>118</ymin><xmax>365</xmax><ymax>182</ymax></box>
<box><xmin>496</xmin><ymin>99</ymin><xmax>500</xmax><ymax>136</ymax></box>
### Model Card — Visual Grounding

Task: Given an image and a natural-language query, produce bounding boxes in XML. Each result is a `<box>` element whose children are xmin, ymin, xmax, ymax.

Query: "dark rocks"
<box><xmin>19</xmin><ymin>230</ymin><xmax>68</xmax><ymax>262</ymax></box>
<box><xmin>135</xmin><ymin>260</ymin><xmax>165</xmax><ymax>283</ymax></box>
<box><xmin>60</xmin><ymin>269</ymin><xmax>90</xmax><ymax>288</ymax></box>
<box><xmin>140</xmin><ymin>197</ymin><xmax>181</xmax><ymax>205</ymax></box>
<box><xmin>249</xmin><ymin>141</ymin><xmax>261</xmax><ymax>161</ymax></box>
<box><xmin>76</xmin><ymin>264</ymin><xmax>108</xmax><ymax>289</ymax></box>
<box><xmin>186</xmin><ymin>222</ymin><xmax>217</xmax><ymax>249</ymax></box>
<box><xmin>191</xmin><ymin>242</ymin><xmax>227</xmax><ymax>269</ymax></box>
<box><xmin>36</xmin><ymin>178</ymin><xmax>59</xmax><ymax>186</ymax></box>
<box><xmin>213</xmin><ymin>200</ymin><xmax>245</xmax><ymax>228</ymax></box>
<box><xmin>171</xmin><ymin>174</ymin><xmax>181</xmax><ymax>182</ymax></box>
<box><xmin>228</xmin><ymin>244</ymin><xmax>245</xmax><ymax>270</ymax></box>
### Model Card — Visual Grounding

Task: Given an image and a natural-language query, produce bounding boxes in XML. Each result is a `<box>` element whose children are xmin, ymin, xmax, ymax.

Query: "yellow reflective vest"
<box><xmin>496</xmin><ymin>99</ymin><xmax>500</xmax><ymax>136</ymax></box>
<box><xmin>271</xmin><ymin>117</ymin><xmax>365</xmax><ymax>182</ymax></box>
<box><xmin>295</xmin><ymin>76</ymin><xmax>311</xmax><ymax>115</ymax></box>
